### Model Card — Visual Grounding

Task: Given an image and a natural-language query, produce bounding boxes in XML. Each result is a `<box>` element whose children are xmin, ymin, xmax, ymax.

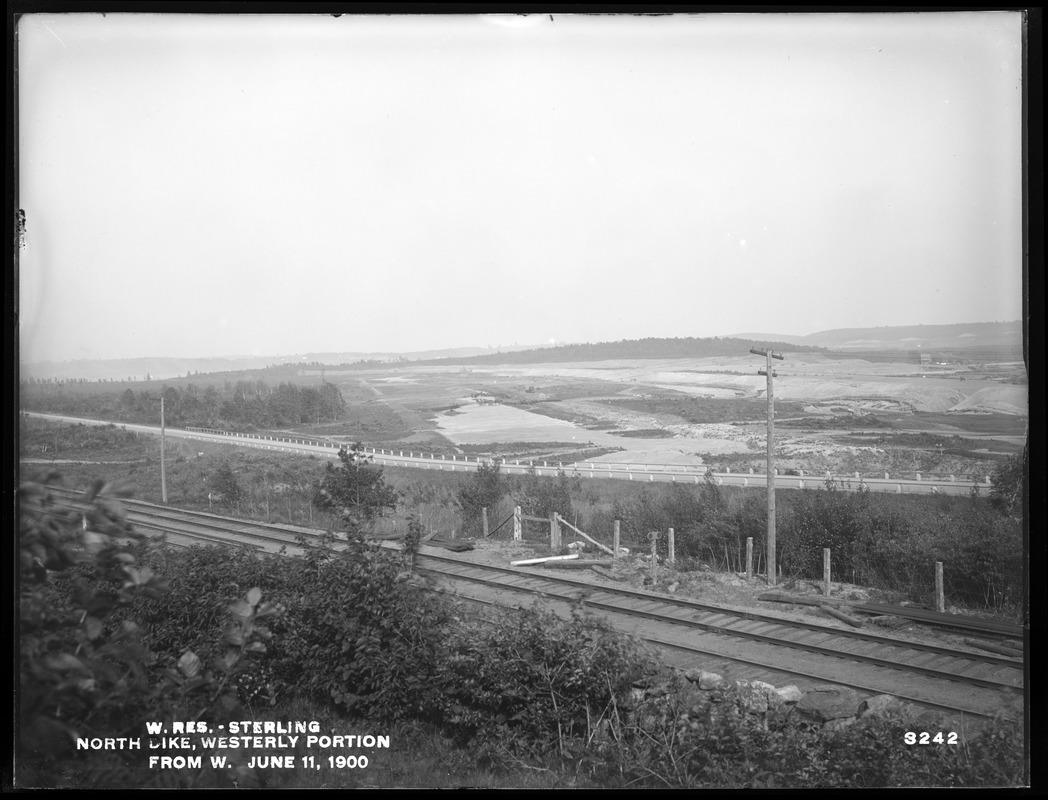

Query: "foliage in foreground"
<box><xmin>18</xmin><ymin>472</ymin><xmax>1027</xmax><ymax>788</ymax></box>
<box><xmin>17</xmin><ymin>475</ymin><xmax>283</xmax><ymax>789</ymax></box>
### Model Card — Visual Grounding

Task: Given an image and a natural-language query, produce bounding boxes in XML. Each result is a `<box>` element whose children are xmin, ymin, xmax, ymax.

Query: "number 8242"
<box><xmin>905</xmin><ymin>732</ymin><xmax>959</xmax><ymax>745</ymax></box>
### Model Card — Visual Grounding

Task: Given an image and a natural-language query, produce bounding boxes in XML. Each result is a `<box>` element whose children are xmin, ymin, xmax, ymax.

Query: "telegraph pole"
<box><xmin>160</xmin><ymin>396</ymin><xmax>168</xmax><ymax>503</ymax></box>
<box><xmin>750</xmin><ymin>347</ymin><xmax>784</xmax><ymax>585</ymax></box>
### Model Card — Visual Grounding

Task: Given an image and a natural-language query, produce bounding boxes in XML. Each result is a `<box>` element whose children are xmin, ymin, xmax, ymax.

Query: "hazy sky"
<box><xmin>18</xmin><ymin>12</ymin><xmax>1025</xmax><ymax>362</ymax></box>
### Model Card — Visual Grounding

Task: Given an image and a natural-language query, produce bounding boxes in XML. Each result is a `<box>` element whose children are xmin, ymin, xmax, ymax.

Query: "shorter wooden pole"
<box><xmin>667</xmin><ymin>527</ymin><xmax>675</xmax><ymax>566</ymax></box>
<box><xmin>613</xmin><ymin>520</ymin><xmax>621</xmax><ymax>558</ymax></box>
<box><xmin>746</xmin><ymin>537</ymin><xmax>753</xmax><ymax>580</ymax></box>
<box><xmin>482</xmin><ymin>507</ymin><xmax>489</xmax><ymax>538</ymax></box>
<box><xmin>823</xmin><ymin>548</ymin><xmax>832</xmax><ymax>597</ymax></box>
<box><xmin>935</xmin><ymin>561</ymin><xmax>945</xmax><ymax>613</ymax></box>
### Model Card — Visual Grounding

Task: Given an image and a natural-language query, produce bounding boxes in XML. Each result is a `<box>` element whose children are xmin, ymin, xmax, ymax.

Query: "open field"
<box><xmin>18</xmin><ymin>349</ymin><xmax>1026</xmax><ymax>481</ymax></box>
<box><xmin>316</xmin><ymin>353</ymin><xmax>1026</xmax><ymax>479</ymax></box>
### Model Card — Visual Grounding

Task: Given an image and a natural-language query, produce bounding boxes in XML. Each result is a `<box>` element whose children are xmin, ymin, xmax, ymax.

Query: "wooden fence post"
<box><xmin>550</xmin><ymin>513</ymin><xmax>561</xmax><ymax>551</ymax></box>
<box><xmin>613</xmin><ymin>520</ymin><xmax>621</xmax><ymax>558</ymax></box>
<box><xmin>648</xmin><ymin>531</ymin><xmax>660</xmax><ymax>583</ymax></box>
<box><xmin>513</xmin><ymin>506</ymin><xmax>522</xmax><ymax>541</ymax></box>
<box><xmin>823</xmin><ymin>548</ymin><xmax>831</xmax><ymax>596</ymax></box>
<box><xmin>935</xmin><ymin>561</ymin><xmax>945</xmax><ymax>612</ymax></box>
<box><xmin>482</xmin><ymin>507</ymin><xmax>489</xmax><ymax>538</ymax></box>
<box><xmin>746</xmin><ymin>537</ymin><xmax>753</xmax><ymax>580</ymax></box>
<box><xmin>667</xmin><ymin>527</ymin><xmax>675</xmax><ymax>566</ymax></box>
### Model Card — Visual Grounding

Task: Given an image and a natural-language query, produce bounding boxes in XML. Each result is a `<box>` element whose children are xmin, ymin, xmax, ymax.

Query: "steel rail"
<box><xmin>427</xmin><ymin>569</ymin><xmax>1009</xmax><ymax>722</ymax></box>
<box><xmin>415</xmin><ymin>557</ymin><xmax>1021</xmax><ymax>691</ymax></box>
<box><xmin>417</xmin><ymin>552</ymin><xmax>1022</xmax><ymax>666</ymax></box>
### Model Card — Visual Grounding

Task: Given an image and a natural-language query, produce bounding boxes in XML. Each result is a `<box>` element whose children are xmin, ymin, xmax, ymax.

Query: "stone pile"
<box><xmin>629</xmin><ymin>669</ymin><xmax>943</xmax><ymax>731</ymax></box>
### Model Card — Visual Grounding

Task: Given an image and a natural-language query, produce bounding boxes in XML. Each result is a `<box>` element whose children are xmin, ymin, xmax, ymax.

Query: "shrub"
<box><xmin>17</xmin><ymin>474</ymin><xmax>281</xmax><ymax>788</ymax></box>
<box><xmin>779</xmin><ymin>480</ymin><xmax>872</xmax><ymax>579</ymax></box>
<box><xmin>514</xmin><ymin>467</ymin><xmax>577</xmax><ymax>522</ymax></box>
<box><xmin>457</xmin><ymin>461</ymin><xmax>509</xmax><ymax>535</ymax></box>
<box><xmin>435</xmin><ymin>604</ymin><xmax>651</xmax><ymax>765</ymax></box>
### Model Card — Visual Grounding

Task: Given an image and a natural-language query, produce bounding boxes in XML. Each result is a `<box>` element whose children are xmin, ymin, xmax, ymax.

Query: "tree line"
<box><xmin>21</xmin><ymin>378</ymin><xmax>347</xmax><ymax>431</ymax></box>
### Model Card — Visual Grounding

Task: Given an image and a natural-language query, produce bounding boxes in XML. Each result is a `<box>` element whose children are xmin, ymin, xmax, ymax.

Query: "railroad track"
<box><xmin>412</xmin><ymin>554</ymin><xmax>1022</xmax><ymax>722</ymax></box>
<box><xmin>39</xmin><ymin>486</ymin><xmax>1024</xmax><ymax>723</ymax></box>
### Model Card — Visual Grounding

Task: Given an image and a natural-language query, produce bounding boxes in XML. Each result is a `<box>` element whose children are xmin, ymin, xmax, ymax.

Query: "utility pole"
<box><xmin>750</xmin><ymin>347</ymin><xmax>784</xmax><ymax>585</ymax></box>
<box><xmin>160</xmin><ymin>395</ymin><xmax>168</xmax><ymax>503</ymax></box>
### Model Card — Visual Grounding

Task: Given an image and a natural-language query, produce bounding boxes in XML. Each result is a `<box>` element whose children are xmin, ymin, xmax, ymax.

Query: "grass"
<box><xmin>260</xmin><ymin>713</ymin><xmax>574</xmax><ymax>789</ymax></box>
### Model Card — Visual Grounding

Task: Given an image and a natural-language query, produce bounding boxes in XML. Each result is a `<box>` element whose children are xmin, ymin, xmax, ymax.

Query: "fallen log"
<box><xmin>759</xmin><ymin>591</ymin><xmax>848</xmax><ymax>607</ymax></box>
<box><xmin>427</xmin><ymin>538</ymin><xmax>474</xmax><ymax>552</ymax></box>
<box><xmin>819</xmin><ymin>603</ymin><xmax>864</xmax><ymax>627</ymax></box>
<box><xmin>590</xmin><ymin>566</ymin><xmax>619</xmax><ymax>580</ymax></box>
<box><xmin>964</xmin><ymin>638</ymin><xmax>1023</xmax><ymax>658</ymax></box>
<box><xmin>511</xmin><ymin>553</ymin><xmax>579</xmax><ymax>567</ymax></box>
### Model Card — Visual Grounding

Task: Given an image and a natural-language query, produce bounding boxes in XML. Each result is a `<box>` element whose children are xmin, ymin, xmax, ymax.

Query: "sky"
<box><xmin>17</xmin><ymin>12</ymin><xmax>1026</xmax><ymax>363</ymax></box>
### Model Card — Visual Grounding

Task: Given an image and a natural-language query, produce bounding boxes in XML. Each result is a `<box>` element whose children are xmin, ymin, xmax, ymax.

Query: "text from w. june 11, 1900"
<box><xmin>76</xmin><ymin>720</ymin><xmax>390</xmax><ymax>771</ymax></box>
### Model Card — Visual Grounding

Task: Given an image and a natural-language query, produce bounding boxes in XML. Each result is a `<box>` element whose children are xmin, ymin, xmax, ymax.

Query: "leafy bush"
<box><xmin>18</xmin><ymin>474</ymin><xmax>282</xmax><ymax>789</ymax></box>
<box><xmin>457</xmin><ymin>461</ymin><xmax>509</xmax><ymax>535</ymax></box>
<box><xmin>435</xmin><ymin>604</ymin><xmax>651</xmax><ymax>764</ymax></box>
<box><xmin>779</xmin><ymin>479</ymin><xmax>872</xmax><ymax>579</ymax></box>
<box><xmin>989</xmin><ymin>451</ymin><xmax>1025</xmax><ymax>517</ymax></box>
<box><xmin>514</xmin><ymin>467</ymin><xmax>578</xmax><ymax>521</ymax></box>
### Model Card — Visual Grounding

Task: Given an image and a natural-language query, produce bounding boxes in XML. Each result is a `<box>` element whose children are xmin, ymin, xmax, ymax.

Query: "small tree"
<box><xmin>457</xmin><ymin>461</ymin><xmax>507</xmax><ymax>534</ymax></box>
<box><xmin>210</xmin><ymin>461</ymin><xmax>244</xmax><ymax>511</ymax></box>
<box><xmin>313</xmin><ymin>443</ymin><xmax>400</xmax><ymax>530</ymax></box>
<box><xmin>989</xmin><ymin>451</ymin><xmax>1025</xmax><ymax>518</ymax></box>
<box><xmin>516</xmin><ymin>467</ymin><xmax>574</xmax><ymax>521</ymax></box>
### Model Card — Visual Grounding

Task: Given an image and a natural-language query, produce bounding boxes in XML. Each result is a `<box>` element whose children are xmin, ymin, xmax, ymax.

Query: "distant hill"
<box><xmin>729</xmin><ymin>321</ymin><xmax>1023</xmax><ymax>353</ymax></box>
<box><xmin>408</xmin><ymin>336</ymin><xmax>825</xmax><ymax>366</ymax></box>
<box><xmin>19</xmin><ymin>344</ymin><xmax>550</xmax><ymax>382</ymax></box>
<box><xmin>20</xmin><ymin>322</ymin><xmax>1024</xmax><ymax>381</ymax></box>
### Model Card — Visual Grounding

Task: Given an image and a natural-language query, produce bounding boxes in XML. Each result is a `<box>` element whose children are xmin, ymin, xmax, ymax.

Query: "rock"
<box><xmin>735</xmin><ymin>680</ymin><xmax>777</xmax><ymax>713</ymax></box>
<box><xmin>667</xmin><ymin>581</ymin><xmax>680</xmax><ymax>593</ymax></box>
<box><xmin>859</xmin><ymin>694</ymin><xmax>905</xmax><ymax>718</ymax></box>
<box><xmin>774</xmin><ymin>685</ymin><xmax>803</xmax><ymax>704</ymax></box>
<box><xmin>690</xmin><ymin>671</ymin><xmax>724</xmax><ymax>691</ymax></box>
<box><xmin>796</xmin><ymin>685</ymin><xmax>862</xmax><ymax>722</ymax></box>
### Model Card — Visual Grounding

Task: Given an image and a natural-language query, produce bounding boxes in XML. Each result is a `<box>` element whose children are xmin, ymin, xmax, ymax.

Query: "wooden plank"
<box><xmin>537</xmin><ymin>559</ymin><xmax>613</xmax><ymax>569</ymax></box>
<box><xmin>556</xmin><ymin>514</ymin><xmax>615</xmax><ymax>557</ymax></box>
<box><xmin>510</xmin><ymin>554</ymin><xmax>580</xmax><ymax>566</ymax></box>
